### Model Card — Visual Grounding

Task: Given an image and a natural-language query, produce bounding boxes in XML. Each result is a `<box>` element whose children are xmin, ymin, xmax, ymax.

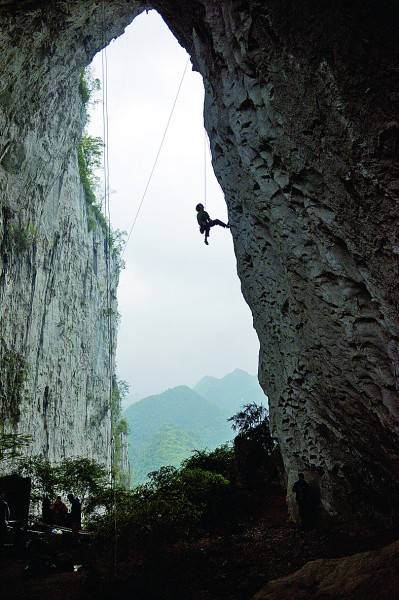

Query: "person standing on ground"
<box><xmin>67</xmin><ymin>493</ymin><xmax>82</xmax><ymax>534</ymax></box>
<box><xmin>51</xmin><ymin>495</ymin><xmax>68</xmax><ymax>525</ymax></box>
<box><xmin>292</xmin><ymin>473</ymin><xmax>313</xmax><ymax>530</ymax></box>
<box><xmin>195</xmin><ymin>203</ymin><xmax>229</xmax><ymax>245</ymax></box>
<box><xmin>41</xmin><ymin>496</ymin><xmax>52</xmax><ymax>524</ymax></box>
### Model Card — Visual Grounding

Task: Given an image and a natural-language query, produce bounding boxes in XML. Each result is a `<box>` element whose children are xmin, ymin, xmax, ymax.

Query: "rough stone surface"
<box><xmin>253</xmin><ymin>538</ymin><xmax>399</xmax><ymax>600</ymax></box>
<box><xmin>0</xmin><ymin>1</ymin><xmax>143</xmax><ymax>464</ymax></box>
<box><xmin>1</xmin><ymin>1</ymin><xmax>399</xmax><ymax>518</ymax></box>
<box><xmin>153</xmin><ymin>0</ymin><xmax>399</xmax><ymax>521</ymax></box>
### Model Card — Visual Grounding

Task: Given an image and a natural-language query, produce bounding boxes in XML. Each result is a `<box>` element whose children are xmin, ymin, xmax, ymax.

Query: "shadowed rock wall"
<box><xmin>1</xmin><ymin>0</ymin><xmax>399</xmax><ymax>519</ymax></box>
<box><xmin>0</xmin><ymin>1</ymin><xmax>145</xmax><ymax>463</ymax></box>
<box><xmin>153</xmin><ymin>0</ymin><xmax>399</xmax><ymax>521</ymax></box>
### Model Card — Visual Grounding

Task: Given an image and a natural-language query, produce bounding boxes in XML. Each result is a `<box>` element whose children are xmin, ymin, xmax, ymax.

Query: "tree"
<box><xmin>229</xmin><ymin>403</ymin><xmax>278</xmax><ymax>489</ymax></box>
<box><xmin>181</xmin><ymin>444</ymin><xmax>235</xmax><ymax>481</ymax></box>
<box><xmin>17</xmin><ymin>455</ymin><xmax>57</xmax><ymax>501</ymax></box>
<box><xmin>228</xmin><ymin>402</ymin><xmax>269</xmax><ymax>434</ymax></box>
<box><xmin>17</xmin><ymin>455</ymin><xmax>109</xmax><ymax>507</ymax></box>
<box><xmin>57</xmin><ymin>457</ymin><xmax>108</xmax><ymax>504</ymax></box>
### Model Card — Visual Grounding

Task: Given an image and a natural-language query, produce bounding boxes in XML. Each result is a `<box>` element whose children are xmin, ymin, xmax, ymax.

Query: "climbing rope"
<box><xmin>101</xmin><ymin>0</ymin><xmax>118</xmax><ymax>576</ymax></box>
<box><xmin>203</xmin><ymin>129</ymin><xmax>213</xmax><ymax>210</ymax></box>
<box><xmin>204</xmin><ymin>130</ymin><xmax>207</xmax><ymax>209</ymax></box>
<box><xmin>122</xmin><ymin>57</ymin><xmax>190</xmax><ymax>255</ymax></box>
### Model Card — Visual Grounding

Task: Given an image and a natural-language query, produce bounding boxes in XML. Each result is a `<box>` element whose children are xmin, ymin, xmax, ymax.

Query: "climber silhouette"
<box><xmin>196</xmin><ymin>203</ymin><xmax>229</xmax><ymax>245</ymax></box>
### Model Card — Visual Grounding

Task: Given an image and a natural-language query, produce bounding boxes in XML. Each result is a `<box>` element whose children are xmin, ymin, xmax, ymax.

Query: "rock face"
<box><xmin>253</xmin><ymin>538</ymin><xmax>399</xmax><ymax>600</ymax></box>
<box><xmin>153</xmin><ymin>0</ymin><xmax>399</xmax><ymax>521</ymax></box>
<box><xmin>1</xmin><ymin>1</ymin><xmax>399</xmax><ymax>519</ymax></box>
<box><xmin>0</xmin><ymin>1</ymin><xmax>139</xmax><ymax>463</ymax></box>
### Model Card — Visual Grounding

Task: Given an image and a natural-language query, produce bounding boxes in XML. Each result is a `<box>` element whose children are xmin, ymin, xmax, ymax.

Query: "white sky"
<box><xmin>88</xmin><ymin>10</ymin><xmax>259</xmax><ymax>405</ymax></box>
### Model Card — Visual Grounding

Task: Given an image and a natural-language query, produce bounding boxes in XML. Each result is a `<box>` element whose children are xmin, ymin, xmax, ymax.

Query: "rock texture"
<box><xmin>1</xmin><ymin>1</ymin><xmax>399</xmax><ymax>519</ymax></box>
<box><xmin>0</xmin><ymin>1</ymin><xmax>143</xmax><ymax>463</ymax></box>
<box><xmin>153</xmin><ymin>0</ymin><xmax>399</xmax><ymax>521</ymax></box>
<box><xmin>253</xmin><ymin>538</ymin><xmax>399</xmax><ymax>600</ymax></box>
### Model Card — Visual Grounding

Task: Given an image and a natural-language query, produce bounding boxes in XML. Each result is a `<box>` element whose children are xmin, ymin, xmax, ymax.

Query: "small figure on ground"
<box><xmin>51</xmin><ymin>495</ymin><xmax>68</xmax><ymax>525</ymax></box>
<box><xmin>292</xmin><ymin>473</ymin><xmax>314</xmax><ymax>530</ymax></box>
<box><xmin>196</xmin><ymin>203</ymin><xmax>229</xmax><ymax>245</ymax></box>
<box><xmin>0</xmin><ymin>492</ymin><xmax>10</xmax><ymax>547</ymax></box>
<box><xmin>41</xmin><ymin>496</ymin><xmax>52</xmax><ymax>524</ymax></box>
<box><xmin>67</xmin><ymin>493</ymin><xmax>82</xmax><ymax>534</ymax></box>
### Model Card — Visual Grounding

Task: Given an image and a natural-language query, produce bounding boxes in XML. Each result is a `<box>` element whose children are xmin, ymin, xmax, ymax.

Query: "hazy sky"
<box><xmin>88</xmin><ymin>10</ymin><xmax>259</xmax><ymax>405</ymax></box>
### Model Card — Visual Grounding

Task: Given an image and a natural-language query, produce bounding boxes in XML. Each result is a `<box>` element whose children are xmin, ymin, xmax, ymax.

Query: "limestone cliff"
<box><xmin>0</xmin><ymin>1</ymin><xmax>129</xmax><ymax>464</ymax></box>
<box><xmin>1</xmin><ymin>0</ymin><xmax>399</xmax><ymax>520</ymax></box>
<box><xmin>154</xmin><ymin>0</ymin><xmax>399</xmax><ymax>521</ymax></box>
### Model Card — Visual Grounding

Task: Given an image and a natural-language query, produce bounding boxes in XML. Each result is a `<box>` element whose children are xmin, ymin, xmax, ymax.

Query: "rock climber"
<box><xmin>195</xmin><ymin>203</ymin><xmax>229</xmax><ymax>245</ymax></box>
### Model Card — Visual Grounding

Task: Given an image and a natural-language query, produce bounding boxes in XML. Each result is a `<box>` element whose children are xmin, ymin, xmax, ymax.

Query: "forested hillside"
<box><xmin>124</xmin><ymin>370</ymin><xmax>267</xmax><ymax>484</ymax></box>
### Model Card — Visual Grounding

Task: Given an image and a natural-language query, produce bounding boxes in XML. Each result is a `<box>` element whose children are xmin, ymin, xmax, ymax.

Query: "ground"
<box><xmin>1</xmin><ymin>492</ymin><xmax>398</xmax><ymax>600</ymax></box>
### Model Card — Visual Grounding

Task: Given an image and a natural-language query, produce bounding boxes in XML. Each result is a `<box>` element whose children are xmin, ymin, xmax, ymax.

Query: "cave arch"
<box><xmin>1</xmin><ymin>0</ymin><xmax>399</xmax><ymax>522</ymax></box>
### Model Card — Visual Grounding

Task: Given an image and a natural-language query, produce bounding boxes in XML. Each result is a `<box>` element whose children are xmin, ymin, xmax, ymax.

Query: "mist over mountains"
<box><xmin>124</xmin><ymin>369</ymin><xmax>267</xmax><ymax>484</ymax></box>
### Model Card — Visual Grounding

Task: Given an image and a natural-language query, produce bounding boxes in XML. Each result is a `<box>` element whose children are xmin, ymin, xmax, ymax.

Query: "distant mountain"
<box><xmin>124</xmin><ymin>371</ymin><xmax>267</xmax><ymax>485</ymax></box>
<box><xmin>194</xmin><ymin>368</ymin><xmax>267</xmax><ymax>418</ymax></box>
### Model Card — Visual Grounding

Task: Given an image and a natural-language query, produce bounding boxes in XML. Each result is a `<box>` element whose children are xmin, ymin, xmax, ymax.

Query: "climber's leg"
<box><xmin>204</xmin><ymin>225</ymin><xmax>210</xmax><ymax>245</ymax></box>
<box><xmin>209</xmin><ymin>219</ymin><xmax>229</xmax><ymax>228</ymax></box>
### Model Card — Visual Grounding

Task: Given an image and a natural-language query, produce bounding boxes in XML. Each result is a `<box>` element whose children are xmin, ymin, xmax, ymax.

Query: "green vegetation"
<box><xmin>109</xmin><ymin>228</ymin><xmax>126</xmax><ymax>271</ymax></box>
<box><xmin>182</xmin><ymin>443</ymin><xmax>235</xmax><ymax>481</ymax></box>
<box><xmin>92</xmin><ymin>462</ymin><xmax>230</xmax><ymax>545</ymax></box>
<box><xmin>10</xmin><ymin>222</ymin><xmax>38</xmax><ymax>253</ymax></box>
<box><xmin>132</xmin><ymin>424</ymin><xmax>203</xmax><ymax>484</ymax></box>
<box><xmin>77</xmin><ymin>68</ymin><xmax>126</xmax><ymax>271</ymax></box>
<box><xmin>79</xmin><ymin>68</ymin><xmax>100</xmax><ymax>108</ymax></box>
<box><xmin>0</xmin><ymin>430</ymin><xmax>31</xmax><ymax>463</ymax></box>
<box><xmin>0</xmin><ymin>344</ymin><xmax>29</xmax><ymax>425</ymax></box>
<box><xmin>77</xmin><ymin>134</ymin><xmax>108</xmax><ymax>233</ymax></box>
<box><xmin>77</xmin><ymin>68</ymin><xmax>108</xmax><ymax>234</ymax></box>
<box><xmin>230</xmin><ymin>402</ymin><xmax>279</xmax><ymax>489</ymax></box>
<box><xmin>194</xmin><ymin>368</ymin><xmax>267</xmax><ymax>417</ymax></box>
<box><xmin>124</xmin><ymin>370</ymin><xmax>268</xmax><ymax>485</ymax></box>
<box><xmin>91</xmin><ymin>403</ymin><xmax>281</xmax><ymax>548</ymax></box>
<box><xmin>111</xmin><ymin>378</ymin><xmax>130</xmax><ymax>488</ymax></box>
<box><xmin>17</xmin><ymin>455</ymin><xmax>108</xmax><ymax>508</ymax></box>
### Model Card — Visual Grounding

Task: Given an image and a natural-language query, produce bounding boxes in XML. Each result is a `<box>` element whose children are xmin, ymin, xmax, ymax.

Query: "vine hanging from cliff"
<box><xmin>77</xmin><ymin>67</ymin><xmax>108</xmax><ymax>233</ymax></box>
<box><xmin>111</xmin><ymin>377</ymin><xmax>130</xmax><ymax>488</ymax></box>
<box><xmin>77</xmin><ymin>133</ymin><xmax>108</xmax><ymax>232</ymax></box>
<box><xmin>0</xmin><ymin>341</ymin><xmax>29</xmax><ymax>426</ymax></box>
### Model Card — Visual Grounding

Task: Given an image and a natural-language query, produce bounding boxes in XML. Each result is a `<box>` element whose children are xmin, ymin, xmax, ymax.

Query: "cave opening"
<box><xmin>86</xmin><ymin>9</ymin><xmax>260</xmax><ymax>406</ymax></box>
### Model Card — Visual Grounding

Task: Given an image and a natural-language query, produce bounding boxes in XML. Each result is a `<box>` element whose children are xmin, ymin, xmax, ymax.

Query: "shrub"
<box><xmin>17</xmin><ymin>455</ymin><xmax>108</xmax><ymax>509</ymax></box>
<box><xmin>79</xmin><ymin>68</ymin><xmax>100</xmax><ymax>108</ymax></box>
<box><xmin>182</xmin><ymin>444</ymin><xmax>235</xmax><ymax>481</ymax></box>
<box><xmin>57</xmin><ymin>457</ymin><xmax>108</xmax><ymax>504</ymax></box>
<box><xmin>0</xmin><ymin>431</ymin><xmax>31</xmax><ymax>464</ymax></box>
<box><xmin>229</xmin><ymin>403</ymin><xmax>279</xmax><ymax>490</ymax></box>
<box><xmin>10</xmin><ymin>223</ymin><xmax>37</xmax><ymax>253</ymax></box>
<box><xmin>91</xmin><ymin>464</ymin><xmax>230</xmax><ymax>547</ymax></box>
<box><xmin>17</xmin><ymin>455</ymin><xmax>58</xmax><ymax>502</ymax></box>
<box><xmin>0</xmin><ymin>345</ymin><xmax>29</xmax><ymax>425</ymax></box>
